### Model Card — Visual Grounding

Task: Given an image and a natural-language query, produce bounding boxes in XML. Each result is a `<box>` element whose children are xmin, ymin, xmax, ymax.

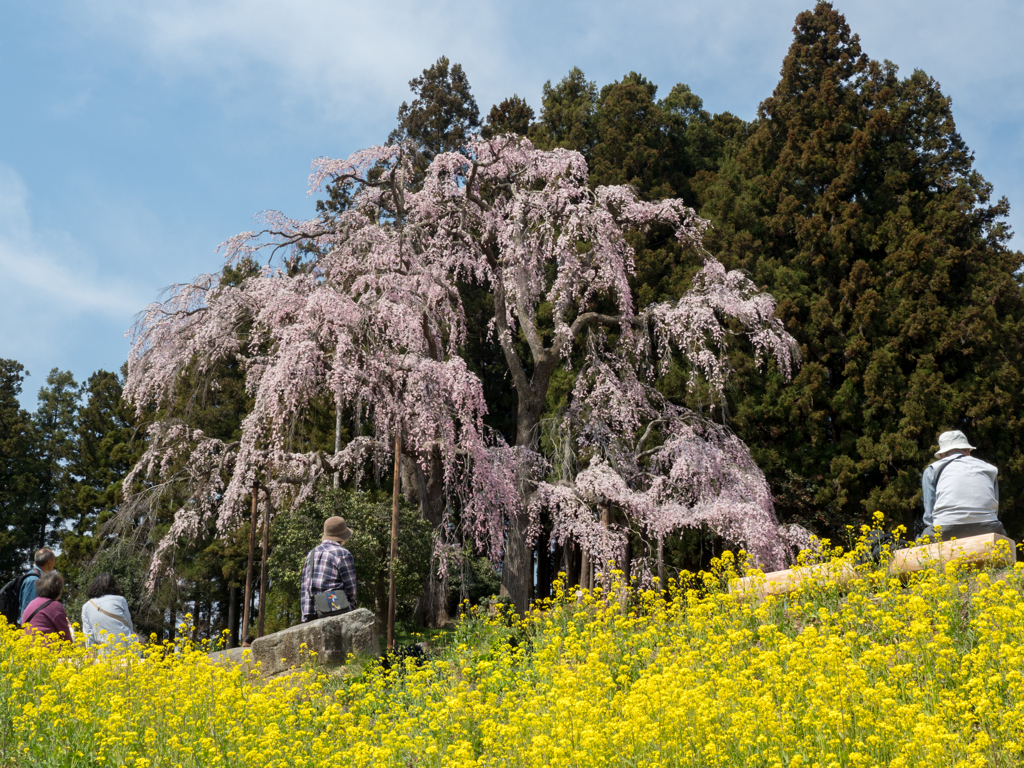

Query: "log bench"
<box><xmin>731</xmin><ymin>533</ymin><xmax>1017</xmax><ymax>597</ymax></box>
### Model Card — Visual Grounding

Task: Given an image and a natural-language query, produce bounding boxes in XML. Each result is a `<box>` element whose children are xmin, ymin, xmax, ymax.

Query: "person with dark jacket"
<box><xmin>21</xmin><ymin>571</ymin><xmax>73</xmax><ymax>642</ymax></box>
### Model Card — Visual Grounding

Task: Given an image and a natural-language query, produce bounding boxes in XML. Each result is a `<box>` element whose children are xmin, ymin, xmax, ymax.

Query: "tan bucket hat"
<box><xmin>322</xmin><ymin>516</ymin><xmax>353</xmax><ymax>542</ymax></box>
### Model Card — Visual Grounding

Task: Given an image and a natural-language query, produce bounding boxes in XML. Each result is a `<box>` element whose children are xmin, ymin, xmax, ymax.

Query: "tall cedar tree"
<box><xmin>389</xmin><ymin>57</ymin><xmax>480</xmax><ymax>171</ymax></box>
<box><xmin>57</xmin><ymin>369</ymin><xmax>143</xmax><ymax>590</ymax></box>
<box><xmin>482</xmin><ymin>96</ymin><xmax>534</xmax><ymax>139</ymax></box>
<box><xmin>0</xmin><ymin>361</ymin><xmax>41</xmax><ymax>578</ymax></box>
<box><xmin>531</xmin><ymin>67</ymin><xmax>598</xmax><ymax>153</ymax></box>
<box><xmin>694</xmin><ymin>2</ymin><xmax>1024</xmax><ymax>535</ymax></box>
<box><xmin>32</xmin><ymin>369</ymin><xmax>78</xmax><ymax>548</ymax></box>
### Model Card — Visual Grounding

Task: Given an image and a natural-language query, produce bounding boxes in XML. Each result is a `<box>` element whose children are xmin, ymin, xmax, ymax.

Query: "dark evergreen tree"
<box><xmin>32</xmin><ymin>369</ymin><xmax>78</xmax><ymax>547</ymax></box>
<box><xmin>389</xmin><ymin>56</ymin><xmax>480</xmax><ymax>162</ymax></box>
<box><xmin>58</xmin><ymin>369</ymin><xmax>142</xmax><ymax>592</ymax></box>
<box><xmin>482</xmin><ymin>95</ymin><xmax>534</xmax><ymax>139</ymax></box>
<box><xmin>693</xmin><ymin>2</ymin><xmax>1024</xmax><ymax>535</ymax></box>
<box><xmin>590</xmin><ymin>72</ymin><xmax>673</xmax><ymax>199</ymax></box>
<box><xmin>531</xmin><ymin>67</ymin><xmax>598</xmax><ymax>153</ymax></box>
<box><xmin>0</xmin><ymin>360</ymin><xmax>40</xmax><ymax>579</ymax></box>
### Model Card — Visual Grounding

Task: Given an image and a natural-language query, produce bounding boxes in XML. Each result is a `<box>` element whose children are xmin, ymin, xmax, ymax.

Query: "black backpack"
<box><xmin>0</xmin><ymin>572</ymin><xmax>32</xmax><ymax>626</ymax></box>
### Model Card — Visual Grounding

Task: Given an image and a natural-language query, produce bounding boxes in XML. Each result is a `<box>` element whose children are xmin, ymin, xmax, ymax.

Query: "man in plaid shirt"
<box><xmin>300</xmin><ymin>516</ymin><xmax>358</xmax><ymax>622</ymax></box>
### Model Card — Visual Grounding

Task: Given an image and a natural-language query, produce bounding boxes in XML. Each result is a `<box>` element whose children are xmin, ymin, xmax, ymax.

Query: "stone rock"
<box><xmin>251</xmin><ymin>608</ymin><xmax>379</xmax><ymax>677</ymax></box>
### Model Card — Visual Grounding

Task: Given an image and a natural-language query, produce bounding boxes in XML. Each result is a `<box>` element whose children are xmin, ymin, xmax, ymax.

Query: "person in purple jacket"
<box><xmin>20</xmin><ymin>571</ymin><xmax>73</xmax><ymax>642</ymax></box>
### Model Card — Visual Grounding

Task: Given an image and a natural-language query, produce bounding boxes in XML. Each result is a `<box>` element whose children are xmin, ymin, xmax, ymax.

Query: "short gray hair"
<box><xmin>35</xmin><ymin>571</ymin><xmax>64</xmax><ymax>600</ymax></box>
<box><xmin>34</xmin><ymin>548</ymin><xmax>55</xmax><ymax>568</ymax></box>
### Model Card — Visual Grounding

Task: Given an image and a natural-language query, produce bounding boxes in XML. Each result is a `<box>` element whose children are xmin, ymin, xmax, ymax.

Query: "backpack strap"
<box><xmin>932</xmin><ymin>453</ymin><xmax>965</xmax><ymax>496</ymax></box>
<box><xmin>22</xmin><ymin>599</ymin><xmax>55</xmax><ymax>626</ymax></box>
<box><xmin>89</xmin><ymin>599</ymin><xmax>131</xmax><ymax>630</ymax></box>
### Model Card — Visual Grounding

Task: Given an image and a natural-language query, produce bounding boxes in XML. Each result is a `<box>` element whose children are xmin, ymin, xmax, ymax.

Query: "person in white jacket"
<box><xmin>81</xmin><ymin>573</ymin><xmax>139</xmax><ymax>651</ymax></box>
<box><xmin>921</xmin><ymin>430</ymin><xmax>1006</xmax><ymax>541</ymax></box>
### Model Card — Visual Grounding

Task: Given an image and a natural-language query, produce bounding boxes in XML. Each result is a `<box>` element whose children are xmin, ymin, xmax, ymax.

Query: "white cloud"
<box><xmin>68</xmin><ymin>1</ymin><xmax>1024</xmax><ymax>125</ymax></box>
<box><xmin>0</xmin><ymin>166</ymin><xmax>154</xmax><ymax>407</ymax></box>
<box><xmin>50</xmin><ymin>0</ymin><xmax>1024</xmax><ymax>247</ymax></box>
<box><xmin>0</xmin><ymin>165</ymin><xmax>146</xmax><ymax>319</ymax></box>
<box><xmin>74</xmin><ymin>0</ymin><xmax>511</xmax><ymax>128</ymax></box>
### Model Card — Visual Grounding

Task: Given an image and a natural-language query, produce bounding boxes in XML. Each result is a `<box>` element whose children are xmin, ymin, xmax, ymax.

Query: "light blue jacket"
<box><xmin>922</xmin><ymin>454</ymin><xmax>999</xmax><ymax>529</ymax></box>
<box><xmin>18</xmin><ymin>568</ymin><xmax>41</xmax><ymax>619</ymax></box>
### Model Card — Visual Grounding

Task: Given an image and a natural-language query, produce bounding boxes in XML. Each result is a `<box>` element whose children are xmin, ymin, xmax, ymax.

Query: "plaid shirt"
<box><xmin>300</xmin><ymin>541</ymin><xmax>357</xmax><ymax>622</ymax></box>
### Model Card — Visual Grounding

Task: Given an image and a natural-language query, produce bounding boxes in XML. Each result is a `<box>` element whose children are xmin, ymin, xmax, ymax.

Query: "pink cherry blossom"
<box><xmin>125</xmin><ymin>136</ymin><xmax>801</xmax><ymax>590</ymax></box>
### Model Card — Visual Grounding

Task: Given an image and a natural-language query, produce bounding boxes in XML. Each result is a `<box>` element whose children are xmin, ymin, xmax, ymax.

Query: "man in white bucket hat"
<box><xmin>921</xmin><ymin>430</ymin><xmax>1005</xmax><ymax>541</ymax></box>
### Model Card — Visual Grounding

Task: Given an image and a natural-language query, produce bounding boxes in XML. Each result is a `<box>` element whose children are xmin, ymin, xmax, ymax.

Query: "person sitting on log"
<box><xmin>300</xmin><ymin>516</ymin><xmax>357</xmax><ymax>622</ymax></box>
<box><xmin>921</xmin><ymin>430</ymin><xmax>1006</xmax><ymax>541</ymax></box>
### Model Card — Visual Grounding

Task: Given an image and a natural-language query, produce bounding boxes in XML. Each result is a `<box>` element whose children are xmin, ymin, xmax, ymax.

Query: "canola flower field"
<box><xmin>3</xmin><ymin>530</ymin><xmax>1024</xmax><ymax>767</ymax></box>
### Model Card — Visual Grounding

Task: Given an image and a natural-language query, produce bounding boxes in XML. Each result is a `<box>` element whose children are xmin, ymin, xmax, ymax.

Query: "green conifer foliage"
<box><xmin>482</xmin><ymin>95</ymin><xmax>534</xmax><ymax>139</ymax></box>
<box><xmin>0</xmin><ymin>360</ymin><xmax>40</xmax><ymax>578</ymax></box>
<box><xmin>32</xmin><ymin>369</ymin><xmax>78</xmax><ymax>547</ymax></box>
<box><xmin>590</xmin><ymin>72</ymin><xmax>672</xmax><ymax>199</ymax></box>
<box><xmin>58</xmin><ymin>370</ymin><xmax>142</xmax><ymax>585</ymax></box>
<box><xmin>531</xmin><ymin>67</ymin><xmax>598</xmax><ymax>153</ymax></box>
<box><xmin>695</xmin><ymin>2</ymin><xmax>1024</xmax><ymax>534</ymax></box>
<box><xmin>389</xmin><ymin>56</ymin><xmax>480</xmax><ymax>162</ymax></box>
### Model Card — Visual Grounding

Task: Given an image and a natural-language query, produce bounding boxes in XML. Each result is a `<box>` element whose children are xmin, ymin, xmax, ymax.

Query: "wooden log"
<box><xmin>731</xmin><ymin>533</ymin><xmax>1017</xmax><ymax>597</ymax></box>
<box><xmin>730</xmin><ymin>561</ymin><xmax>857</xmax><ymax>597</ymax></box>
<box><xmin>890</xmin><ymin>533</ymin><xmax>1016</xmax><ymax>574</ymax></box>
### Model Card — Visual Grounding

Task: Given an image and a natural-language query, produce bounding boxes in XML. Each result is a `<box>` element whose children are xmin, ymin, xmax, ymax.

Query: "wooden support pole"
<box><xmin>241</xmin><ymin>483</ymin><xmax>258</xmax><ymax>641</ymax></box>
<box><xmin>657</xmin><ymin>535</ymin><xmax>665</xmax><ymax>592</ymax></box>
<box><xmin>334</xmin><ymin>402</ymin><xmax>342</xmax><ymax>489</ymax></box>
<box><xmin>257</xmin><ymin>485</ymin><xmax>270</xmax><ymax>637</ymax></box>
<box><xmin>387</xmin><ymin>429</ymin><xmax>401</xmax><ymax>651</ymax></box>
<box><xmin>599</xmin><ymin>503</ymin><xmax>611</xmax><ymax>590</ymax></box>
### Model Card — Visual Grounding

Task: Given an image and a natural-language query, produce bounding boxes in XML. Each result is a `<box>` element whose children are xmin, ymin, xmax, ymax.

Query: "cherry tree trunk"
<box><xmin>657</xmin><ymin>536</ymin><xmax>665</xmax><ymax>591</ymax></box>
<box><xmin>412</xmin><ymin>445</ymin><xmax>451</xmax><ymax>628</ymax></box>
<box><xmin>502</xmin><ymin>513</ymin><xmax>534</xmax><ymax>612</ymax></box>
<box><xmin>560</xmin><ymin>542</ymin><xmax>579</xmax><ymax>588</ymax></box>
<box><xmin>500</xmin><ymin>387</ymin><xmax>549</xmax><ymax>613</ymax></box>
<box><xmin>580</xmin><ymin>548</ymin><xmax>592</xmax><ymax>590</ymax></box>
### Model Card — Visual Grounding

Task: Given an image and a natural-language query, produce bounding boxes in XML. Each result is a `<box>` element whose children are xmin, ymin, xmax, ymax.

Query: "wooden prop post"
<box><xmin>241</xmin><ymin>483</ymin><xmax>258</xmax><ymax>640</ymax></box>
<box><xmin>599</xmin><ymin>502</ymin><xmax>611</xmax><ymax>590</ymax></box>
<box><xmin>657</xmin><ymin>536</ymin><xmax>665</xmax><ymax>592</ymax></box>
<box><xmin>387</xmin><ymin>430</ymin><xmax>401</xmax><ymax>651</ymax></box>
<box><xmin>257</xmin><ymin>486</ymin><xmax>270</xmax><ymax>637</ymax></box>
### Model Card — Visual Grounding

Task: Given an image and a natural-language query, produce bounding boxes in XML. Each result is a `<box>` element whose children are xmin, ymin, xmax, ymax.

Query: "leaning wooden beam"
<box><xmin>731</xmin><ymin>533</ymin><xmax>1017</xmax><ymax>597</ymax></box>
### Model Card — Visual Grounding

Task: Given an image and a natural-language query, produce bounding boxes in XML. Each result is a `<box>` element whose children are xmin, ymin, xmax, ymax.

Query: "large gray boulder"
<box><xmin>251</xmin><ymin>608</ymin><xmax>379</xmax><ymax>677</ymax></box>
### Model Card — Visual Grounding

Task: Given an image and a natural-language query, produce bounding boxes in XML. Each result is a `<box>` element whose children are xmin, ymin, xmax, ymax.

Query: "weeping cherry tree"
<box><xmin>124</xmin><ymin>135</ymin><xmax>802</xmax><ymax>616</ymax></box>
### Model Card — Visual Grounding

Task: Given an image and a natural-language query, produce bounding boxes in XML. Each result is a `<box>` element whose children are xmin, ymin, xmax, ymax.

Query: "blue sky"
<box><xmin>3</xmin><ymin>0</ymin><xmax>1022</xmax><ymax>409</ymax></box>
